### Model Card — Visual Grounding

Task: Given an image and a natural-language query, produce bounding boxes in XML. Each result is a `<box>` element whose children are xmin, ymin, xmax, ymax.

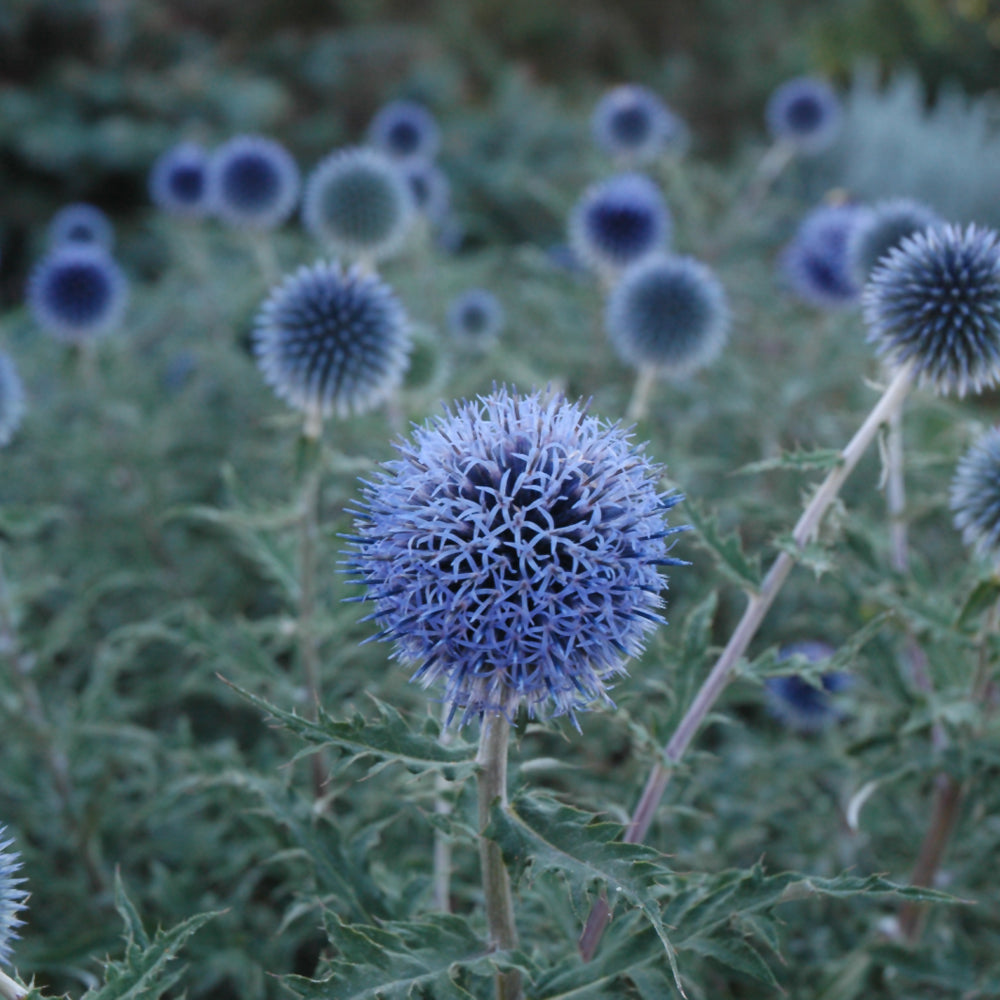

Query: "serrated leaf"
<box><xmin>685</xmin><ymin>499</ymin><xmax>761</xmax><ymax>590</ymax></box>
<box><xmin>682</xmin><ymin>934</ymin><xmax>780</xmax><ymax>989</ymax></box>
<box><xmin>737</xmin><ymin>447</ymin><xmax>843</xmax><ymax>476</ymax></box>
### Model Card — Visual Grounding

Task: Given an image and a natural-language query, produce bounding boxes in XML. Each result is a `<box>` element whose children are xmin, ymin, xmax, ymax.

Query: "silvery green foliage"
<box><xmin>0</xmin><ymin>352</ymin><xmax>25</xmax><ymax>448</ymax></box>
<box><xmin>951</xmin><ymin>426</ymin><xmax>1000</xmax><ymax>564</ymax></box>
<box><xmin>0</xmin><ymin>825</ymin><xmax>27</xmax><ymax>968</ymax></box>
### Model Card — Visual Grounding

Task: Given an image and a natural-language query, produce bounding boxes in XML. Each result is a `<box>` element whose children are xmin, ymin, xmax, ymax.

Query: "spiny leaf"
<box><xmin>685</xmin><ymin>498</ymin><xmax>761</xmax><ymax>590</ymax></box>
<box><xmin>736</xmin><ymin>446</ymin><xmax>843</xmax><ymax>476</ymax></box>
<box><xmin>681</xmin><ymin>934</ymin><xmax>780</xmax><ymax>990</ymax></box>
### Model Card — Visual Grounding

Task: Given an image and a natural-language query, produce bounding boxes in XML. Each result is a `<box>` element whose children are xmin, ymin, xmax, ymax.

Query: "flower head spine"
<box><xmin>0</xmin><ymin>826</ymin><xmax>27</xmax><ymax>969</ymax></box>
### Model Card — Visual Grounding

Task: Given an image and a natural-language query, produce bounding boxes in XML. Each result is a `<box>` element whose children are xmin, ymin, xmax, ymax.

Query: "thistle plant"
<box><xmin>846</xmin><ymin>197</ymin><xmax>943</xmax><ymax>287</ymax></box>
<box><xmin>0</xmin><ymin>826</ymin><xmax>27</xmax><ymax>1000</ymax></box>
<box><xmin>367</xmin><ymin>99</ymin><xmax>441</xmax><ymax>163</ymax></box>
<box><xmin>590</xmin><ymin>84</ymin><xmax>687</xmax><ymax>166</ymax></box>
<box><xmin>149</xmin><ymin>142</ymin><xmax>213</xmax><ymax>221</ymax></box>
<box><xmin>446</xmin><ymin>288</ymin><xmax>505</xmax><ymax>351</ymax></box>
<box><xmin>46</xmin><ymin>202</ymin><xmax>114</xmax><ymax>251</ymax></box>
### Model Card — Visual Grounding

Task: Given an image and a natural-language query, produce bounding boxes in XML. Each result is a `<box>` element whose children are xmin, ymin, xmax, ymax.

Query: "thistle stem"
<box><xmin>250</xmin><ymin>234</ymin><xmax>280</xmax><ymax>287</ymax></box>
<box><xmin>433</xmin><ymin>701</ymin><xmax>454</xmax><ymax>913</ymax></box>
<box><xmin>626</xmin><ymin>368</ymin><xmax>658</xmax><ymax>422</ymax></box>
<box><xmin>477</xmin><ymin>713</ymin><xmax>521</xmax><ymax>1000</ymax></box>
<box><xmin>579</xmin><ymin>363</ymin><xmax>915</xmax><ymax>960</ymax></box>
<box><xmin>0</xmin><ymin>968</ymin><xmax>26</xmax><ymax>1000</ymax></box>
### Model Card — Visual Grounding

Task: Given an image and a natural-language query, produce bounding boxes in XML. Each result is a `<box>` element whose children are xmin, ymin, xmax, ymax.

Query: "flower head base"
<box><xmin>209</xmin><ymin>135</ymin><xmax>300</xmax><ymax>230</ymax></box>
<box><xmin>780</xmin><ymin>203</ymin><xmax>866</xmax><ymax>309</ymax></box>
<box><xmin>950</xmin><ymin>426</ymin><xmax>1000</xmax><ymax>564</ymax></box>
<box><xmin>863</xmin><ymin>224</ymin><xmax>1000</xmax><ymax>397</ymax></box>
<box><xmin>149</xmin><ymin>142</ymin><xmax>212</xmax><ymax>219</ymax></box>
<box><xmin>446</xmin><ymin>288</ymin><xmax>505</xmax><ymax>349</ymax></box>
<box><xmin>0</xmin><ymin>825</ymin><xmax>27</xmax><ymax>969</ymax></box>
<box><xmin>847</xmin><ymin>198</ymin><xmax>942</xmax><ymax>286</ymax></box>
<box><xmin>367</xmin><ymin>100</ymin><xmax>441</xmax><ymax>162</ymax></box>
<box><xmin>347</xmin><ymin>387</ymin><xmax>686</xmax><ymax>726</ymax></box>
<box><xmin>0</xmin><ymin>352</ymin><xmax>25</xmax><ymax>449</ymax></box>
<box><xmin>606</xmin><ymin>254</ymin><xmax>729</xmax><ymax>376</ymax></box>
<box><xmin>302</xmin><ymin>147</ymin><xmax>414</xmax><ymax>262</ymax></box>
<box><xmin>569</xmin><ymin>172</ymin><xmax>671</xmax><ymax>277</ymax></box>
<box><xmin>28</xmin><ymin>245</ymin><xmax>129</xmax><ymax>342</ymax></box>
<box><xmin>591</xmin><ymin>85</ymin><xmax>687</xmax><ymax>164</ymax></box>
<box><xmin>254</xmin><ymin>260</ymin><xmax>410</xmax><ymax>429</ymax></box>
<box><xmin>47</xmin><ymin>203</ymin><xmax>114</xmax><ymax>251</ymax></box>
<box><xmin>765</xmin><ymin>76</ymin><xmax>842</xmax><ymax>154</ymax></box>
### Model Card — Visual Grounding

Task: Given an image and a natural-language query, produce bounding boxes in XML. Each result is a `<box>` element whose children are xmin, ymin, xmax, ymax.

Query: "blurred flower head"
<box><xmin>400</xmin><ymin>159</ymin><xmax>451</xmax><ymax>225</ymax></box>
<box><xmin>0</xmin><ymin>825</ymin><xmax>27</xmax><ymax>969</ymax></box>
<box><xmin>209</xmin><ymin>135</ymin><xmax>300</xmax><ymax>231</ymax></box>
<box><xmin>149</xmin><ymin>142</ymin><xmax>213</xmax><ymax>219</ymax></box>
<box><xmin>780</xmin><ymin>203</ymin><xmax>866</xmax><ymax>309</ymax></box>
<box><xmin>367</xmin><ymin>99</ymin><xmax>441</xmax><ymax>162</ymax></box>
<box><xmin>606</xmin><ymin>253</ymin><xmax>729</xmax><ymax>376</ymax></box>
<box><xmin>591</xmin><ymin>84</ymin><xmax>688</xmax><ymax>164</ymax></box>
<box><xmin>765</xmin><ymin>76</ymin><xmax>842</xmax><ymax>154</ymax></box>
<box><xmin>951</xmin><ymin>425</ymin><xmax>1000</xmax><ymax>564</ymax></box>
<box><xmin>446</xmin><ymin>288</ymin><xmax>505</xmax><ymax>349</ymax></box>
<box><xmin>0</xmin><ymin>352</ymin><xmax>25</xmax><ymax>449</ymax></box>
<box><xmin>347</xmin><ymin>387</ymin><xmax>687</xmax><ymax>726</ymax></box>
<box><xmin>863</xmin><ymin>223</ymin><xmax>1000</xmax><ymax>397</ymax></box>
<box><xmin>47</xmin><ymin>203</ymin><xmax>114</xmax><ymax>251</ymax></box>
<box><xmin>765</xmin><ymin>641</ymin><xmax>851</xmax><ymax>732</ymax></box>
<box><xmin>847</xmin><ymin>198</ymin><xmax>943</xmax><ymax>286</ymax></box>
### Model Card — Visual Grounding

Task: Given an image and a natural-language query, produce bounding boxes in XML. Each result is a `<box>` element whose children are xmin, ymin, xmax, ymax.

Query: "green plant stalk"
<box><xmin>0</xmin><ymin>967</ymin><xmax>26</xmax><ymax>1000</ymax></box>
<box><xmin>579</xmin><ymin>362</ymin><xmax>915</xmax><ymax>960</ymax></box>
<box><xmin>250</xmin><ymin>233</ymin><xmax>280</xmax><ymax>287</ymax></box>
<box><xmin>433</xmin><ymin>702</ymin><xmax>454</xmax><ymax>912</ymax></box>
<box><xmin>477</xmin><ymin>712</ymin><xmax>522</xmax><ymax>1000</ymax></box>
<box><xmin>626</xmin><ymin>367</ymin><xmax>657</xmax><ymax>422</ymax></box>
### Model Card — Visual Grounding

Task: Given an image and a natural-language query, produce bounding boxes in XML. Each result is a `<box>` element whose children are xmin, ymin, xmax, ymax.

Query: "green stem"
<box><xmin>433</xmin><ymin>701</ymin><xmax>454</xmax><ymax>912</ymax></box>
<box><xmin>626</xmin><ymin>367</ymin><xmax>657</xmax><ymax>422</ymax></box>
<box><xmin>0</xmin><ymin>968</ymin><xmax>27</xmax><ymax>1000</ymax></box>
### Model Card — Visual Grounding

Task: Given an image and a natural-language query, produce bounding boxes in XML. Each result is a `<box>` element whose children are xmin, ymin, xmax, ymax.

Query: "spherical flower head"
<box><xmin>149</xmin><ymin>142</ymin><xmax>212</xmax><ymax>219</ymax></box>
<box><xmin>606</xmin><ymin>253</ymin><xmax>729</xmax><ymax>376</ymax></box>
<box><xmin>780</xmin><ymin>202</ymin><xmax>866</xmax><ymax>309</ymax></box>
<box><xmin>367</xmin><ymin>100</ymin><xmax>441</xmax><ymax>162</ymax></box>
<box><xmin>765</xmin><ymin>641</ymin><xmax>851</xmax><ymax>732</ymax></box>
<box><xmin>569</xmin><ymin>172</ymin><xmax>671</xmax><ymax>277</ymax></box>
<box><xmin>950</xmin><ymin>426</ymin><xmax>1000</xmax><ymax>564</ymax></box>
<box><xmin>47</xmin><ymin>202</ymin><xmax>114</xmax><ymax>251</ymax></box>
<box><xmin>863</xmin><ymin>224</ymin><xmax>1000</xmax><ymax>397</ymax></box>
<box><xmin>401</xmin><ymin>159</ymin><xmax>451</xmax><ymax>224</ymax></box>
<box><xmin>209</xmin><ymin>135</ymin><xmax>300</xmax><ymax>231</ymax></box>
<box><xmin>0</xmin><ymin>352</ymin><xmax>25</xmax><ymax>449</ymax></box>
<box><xmin>446</xmin><ymin>288</ymin><xmax>505</xmax><ymax>349</ymax></box>
<box><xmin>302</xmin><ymin>147</ymin><xmax>415</xmax><ymax>262</ymax></box>
<box><xmin>765</xmin><ymin>76</ymin><xmax>842</xmax><ymax>154</ymax></box>
<box><xmin>591</xmin><ymin>84</ymin><xmax>688</xmax><ymax>164</ymax></box>
<box><xmin>28</xmin><ymin>244</ymin><xmax>128</xmax><ymax>342</ymax></box>
<box><xmin>847</xmin><ymin>198</ymin><xmax>943</xmax><ymax>286</ymax></box>
<box><xmin>347</xmin><ymin>387</ymin><xmax>687</xmax><ymax>726</ymax></box>
<box><xmin>253</xmin><ymin>260</ymin><xmax>411</xmax><ymax>427</ymax></box>
<box><xmin>0</xmin><ymin>825</ymin><xmax>28</xmax><ymax>969</ymax></box>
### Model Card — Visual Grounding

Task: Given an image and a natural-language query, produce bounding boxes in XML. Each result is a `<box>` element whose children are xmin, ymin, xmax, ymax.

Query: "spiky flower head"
<box><xmin>780</xmin><ymin>203</ymin><xmax>866</xmax><ymax>309</ymax></box>
<box><xmin>47</xmin><ymin>202</ymin><xmax>114</xmax><ymax>251</ymax></box>
<box><xmin>765</xmin><ymin>642</ymin><xmax>851</xmax><ymax>732</ymax></box>
<box><xmin>28</xmin><ymin>245</ymin><xmax>128</xmax><ymax>342</ymax></box>
<box><xmin>950</xmin><ymin>426</ymin><xmax>1000</xmax><ymax>564</ymax></box>
<box><xmin>848</xmin><ymin>198</ymin><xmax>943</xmax><ymax>286</ymax></box>
<box><xmin>569</xmin><ymin>172</ymin><xmax>671</xmax><ymax>277</ymax></box>
<box><xmin>765</xmin><ymin>76</ymin><xmax>842</xmax><ymax>154</ymax></box>
<box><xmin>591</xmin><ymin>84</ymin><xmax>688</xmax><ymax>164</ymax></box>
<box><xmin>347</xmin><ymin>387</ymin><xmax>686</xmax><ymax>726</ymax></box>
<box><xmin>606</xmin><ymin>253</ymin><xmax>729</xmax><ymax>376</ymax></box>
<box><xmin>302</xmin><ymin>147</ymin><xmax>415</xmax><ymax>262</ymax></box>
<box><xmin>367</xmin><ymin>100</ymin><xmax>441</xmax><ymax>162</ymax></box>
<box><xmin>863</xmin><ymin>224</ymin><xmax>1000</xmax><ymax>397</ymax></box>
<box><xmin>254</xmin><ymin>260</ymin><xmax>410</xmax><ymax>430</ymax></box>
<box><xmin>149</xmin><ymin>142</ymin><xmax>212</xmax><ymax>219</ymax></box>
<box><xmin>0</xmin><ymin>352</ymin><xmax>25</xmax><ymax>449</ymax></box>
<box><xmin>400</xmin><ymin>159</ymin><xmax>451</xmax><ymax>224</ymax></box>
<box><xmin>209</xmin><ymin>135</ymin><xmax>300</xmax><ymax>231</ymax></box>
<box><xmin>446</xmin><ymin>288</ymin><xmax>505</xmax><ymax>349</ymax></box>
<box><xmin>0</xmin><ymin>825</ymin><xmax>28</xmax><ymax>968</ymax></box>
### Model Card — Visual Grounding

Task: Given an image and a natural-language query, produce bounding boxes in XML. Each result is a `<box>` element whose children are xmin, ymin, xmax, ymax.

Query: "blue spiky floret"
<box><xmin>47</xmin><ymin>203</ymin><xmax>114</xmax><ymax>251</ymax></box>
<box><xmin>0</xmin><ymin>352</ymin><xmax>25</xmax><ymax>449</ymax></box>
<box><xmin>367</xmin><ymin>100</ymin><xmax>441</xmax><ymax>162</ymax></box>
<box><xmin>253</xmin><ymin>260</ymin><xmax>410</xmax><ymax>422</ymax></box>
<box><xmin>209</xmin><ymin>135</ymin><xmax>300</xmax><ymax>230</ymax></box>
<box><xmin>765</xmin><ymin>76</ymin><xmax>841</xmax><ymax>153</ymax></box>
<box><xmin>149</xmin><ymin>142</ymin><xmax>212</xmax><ymax>218</ymax></box>
<box><xmin>863</xmin><ymin>223</ymin><xmax>1000</xmax><ymax>397</ymax></box>
<box><xmin>951</xmin><ymin>426</ymin><xmax>1000</xmax><ymax>563</ymax></box>
<box><xmin>0</xmin><ymin>825</ymin><xmax>27</xmax><ymax>969</ymax></box>
<box><xmin>780</xmin><ymin>203</ymin><xmax>866</xmax><ymax>309</ymax></box>
<box><xmin>591</xmin><ymin>84</ymin><xmax>687</xmax><ymax>163</ymax></box>
<box><xmin>346</xmin><ymin>387</ymin><xmax>688</xmax><ymax>726</ymax></box>
<box><xmin>446</xmin><ymin>288</ymin><xmax>505</xmax><ymax>347</ymax></box>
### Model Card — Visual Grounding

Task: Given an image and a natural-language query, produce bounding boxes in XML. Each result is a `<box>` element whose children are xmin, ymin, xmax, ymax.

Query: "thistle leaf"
<box><xmin>684</xmin><ymin>498</ymin><xmax>761</xmax><ymax>590</ymax></box>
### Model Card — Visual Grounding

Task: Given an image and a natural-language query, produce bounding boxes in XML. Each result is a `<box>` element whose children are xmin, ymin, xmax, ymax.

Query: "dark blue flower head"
<box><xmin>950</xmin><ymin>426</ymin><xmax>1000</xmax><ymax>563</ymax></box>
<box><xmin>0</xmin><ymin>352</ymin><xmax>25</xmax><ymax>449</ymax></box>
<box><xmin>765</xmin><ymin>641</ymin><xmax>852</xmax><ymax>732</ymax></box>
<box><xmin>149</xmin><ymin>142</ymin><xmax>212</xmax><ymax>219</ymax></box>
<box><xmin>780</xmin><ymin>202</ymin><xmax>867</xmax><ymax>309</ymax></box>
<box><xmin>346</xmin><ymin>387</ymin><xmax>687</xmax><ymax>726</ymax></box>
<box><xmin>209</xmin><ymin>135</ymin><xmax>300</xmax><ymax>230</ymax></box>
<box><xmin>47</xmin><ymin>202</ymin><xmax>114</xmax><ymax>251</ymax></box>
<box><xmin>28</xmin><ymin>245</ymin><xmax>128</xmax><ymax>342</ymax></box>
<box><xmin>446</xmin><ymin>288</ymin><xmax>505</xmax><ymax>349</ymax></box>
<box><xmin>848</xmin><ymin>198</ymin><xmax>943</xmax><ymax>286</ymax></box>
<box><xmin>0</xmin><ymin>825</ymin><xmax>27</xmax><ymax>969</ymax></box>
<box><xmin>606</xmin><ymin>253</ymin><xmax>729</xmax><ymax>375</ymax></box>
<box><xmin>765</xmin><ymin>76</ymin><xmax>842</xmax><ymax>154</ymax></box>
<box><xmin>569</xmin><ymin>172</ymin><xmax>671</xmax><ymax>277</ymax></box>
<box><xmin>367</xmin><ymin>100</ymin><xmax>441</xmax><ymax>162</ymax></box>
<box><xmin>863</xmin><ymin>224</ymin><xmax>1000</xmax><ymax>397</ymax></box>
<box><xmin>254</xmin><ymin>260</ymin><xmax>410</xmax><ymax>432</ymax></box>
<box><xmin>591</xmin><ymin>84</ymin><xmax>688</xmax><ymax>164</ymax></box>
<box><xmin>401</xmin><ymin>159</ymin><xmax>451</xmax><ymax>224</ymax></box>
<box><xmin>303</xmin><ymin>147</ymin><xmax>415</xmax><ymax>262</ymax></box>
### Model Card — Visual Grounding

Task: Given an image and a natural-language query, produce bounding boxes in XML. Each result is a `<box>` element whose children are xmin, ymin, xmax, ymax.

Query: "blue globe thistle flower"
<box><xmin>400</xmin><ymin>159</ymin><xmax>451</xmax><ymax>224</ymax></box>
<box><xmin>765</xmin><ymin>76</ymin><xmax>842</xmax><ymax>154</ymax></box>
<box><xmin>780</xmin><ymin>202</ymin><xmax>867</xmax><ymax>309</ymax></box>
<box><xmin>765</xmin><ymin>641</ymin><xmax>851</xmax><ymax>732</ymax></box>
<box><xmin>846</xmin><ymin>198</ymin><xmax>943</xmax><ymax>286</ymax></box>
<box><xmin>0</xmin><ymin>825</ymin><xmax>27</xmax><ymax>969</ymax></box>
<box><xmin>606</xmin><ymin>253</ymin><xmax>729</xmax><ymax>375</ymax></box>
<box><xmin>863</xmin><ymin>224</ymin><xmax>1000</xmax><ymax>397</ymax></box>
<box><xmin>346</xmin><ymin>387</ymin><xmax>687</xmax><ymax>726</ymax></box>
<box><xmin>591</xmin><ymin>84</ymin><xmax>688</xmax><ymax>164</ymax></box>
<box><xmin>367</xmin><ymin>99</ymin><xmax>441</xmax><ymax>163</ymax></box>
<box><xmin>149</xmin><ymin>142</ymin><xmax>212</xmax><ymax>219</ymax></box>
<box><xmin>569</xmin><ymin>172</ymin><xmax>671</xmax><ymax>277</ymax></box>
<box><xmin>446</xmin><ymin>288</ymin><xmax>505</xmax><ymax>349</ymax></box>
<box><xmin>0</xmin><ymin>352</ymin><xmax>25</xmax><ymax>449</ymax></box>
<box><xmin>28</xmin><ymin>245</ymin><xmax>128</xmax><ymax>342</ymax></box>
<box><xmin>47</xmin><ymin>202</ymin><xmax>114</xmax><ymax>251</ymax></box>
<box><xmin>950</xmin><ymin>426</ymin><xmax>1000</xmax><ymax>564</ymax></box>
<box><xmin>254</xmin><ymin>260</ymin><xmax>410</xmax><ymax>430</ymax></box>
<box><xmin>209</xmin><ymin>135</ymin><xmax>300</xmax><ymax>231</ymax></box>
<box><xmin>302</xmin><ymin>147</ymin><xmax>415</xmax><ymax>262</ymax></box>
